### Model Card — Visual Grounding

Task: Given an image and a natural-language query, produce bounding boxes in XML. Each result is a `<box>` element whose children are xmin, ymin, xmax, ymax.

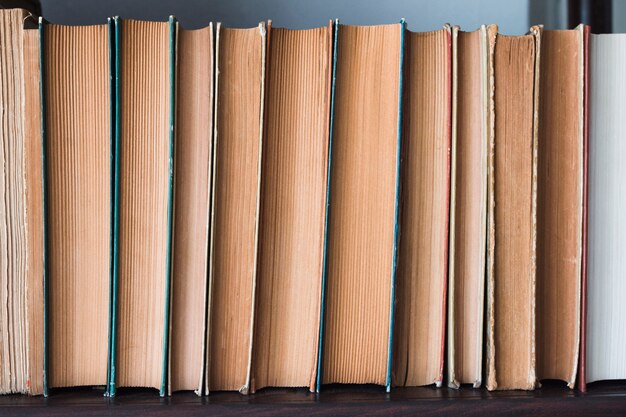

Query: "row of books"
<box><xmin>0</xmin><ymin>8</ymin><xmax>624</xmax><ymax>397</ymax></box>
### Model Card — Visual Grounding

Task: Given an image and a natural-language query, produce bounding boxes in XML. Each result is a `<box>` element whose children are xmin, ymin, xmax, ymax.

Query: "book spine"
<box><xmin>105</xmin><ymin>16</ymin><xmax>116</xmax><ymax>398</ymax></box>
<box><xmin>315</xmin><ymin>18</ymin><xmax>339</xmax><ymax>394</ymax></box>
<box><xmin>197</xmin><ymin>21</ymin><xmax>215</xmax><ymax>398</ymax></box>
<box><xmin>205</xmin><ymin>21</ymin><xmax>222</xmax><ymax>397</ymax></box>
<box><xmin>108</xmin><ymin>15</ymin><xmax>121</xmax><ymax>398</ymax></box>
<box><xmin>37</xmin><ymin>16</ymin><xmax>49</xmax><ymax>398</ymax></box>
<box><xmin>386</xmin><ymin>18</ymin><xmax>406</xmax><ymax>393</ymax></box>
<box><xmin>578</xmin><ymin>24</ymin><xmax>590</xmax><ymax>394</ymax></box>
<box><xmin>437</xmin><ymin>24</ymin><xmax>453</xmax><ymax>389</ymax></box>
<box><xmin>447</xmin><ymin>24</ymin><xmax>460</xmax><ymax>390</ymax></box>
<box><xmin>160</xmin><ymin>15</ymin><xmax>178</xmax><ymax>398</ymax></box>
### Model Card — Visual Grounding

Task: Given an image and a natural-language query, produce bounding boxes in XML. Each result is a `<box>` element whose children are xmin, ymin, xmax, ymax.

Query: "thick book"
<box><xmin>447</xmin><ymin>24</ymin><xmax>494</xmax><ymax>389</ymax></box>
<box><xmin>251</xmin><ymin>21</ymin><xmax>332</xmax><ymax>393</ymax></box>
<box><xmin>485</xmin><ymin>27</ymin><xmax>539</xmax><ymax>391</ymax></box>
<box><xmin>584</xmin><ymin>32</ymin><xmax>626</xmax><ymax>387</ymax></box>
<box><xmin>0</xmin><ymin>9</ymin><xmax>43</xmax><ymax>396</ymax></box>
<box><xmin>535</xmin><ymin>26</ymin><xmax>586</xmax><ymax>389</ymax></box>
<box><xmin>392</xmin><ymin>25</ymin><xmax>451</xmax><ymax>388</ymax></box>
<box><xmin>206</xmin><ymin>22</ymin><xmax>265</xmax><ymax>394</ymax></box>
<box><xmin>109</xmin><ymin>17</ymin><xmax>176</xmax><ymax>396</ymax></box>
<box><xmin>40</xmin><ymin>19</ymin><xmax>113</xmax><ymax>392</ymax></box>
<box><xmin>169</xmin><ymin>22</ymin><xmax>214</xmax><ymax>395</ymax></box>
<box><xmin>318</xmin><ymin>20</ymin><xmax>404</xmax><ymax>392</ymax></box>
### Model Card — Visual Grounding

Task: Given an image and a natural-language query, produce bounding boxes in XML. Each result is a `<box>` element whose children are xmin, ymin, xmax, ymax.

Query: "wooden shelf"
<box><xmin>2</xmin><ymin>381</ymin><xmax>626</xmax><ymax>416</ymax></box>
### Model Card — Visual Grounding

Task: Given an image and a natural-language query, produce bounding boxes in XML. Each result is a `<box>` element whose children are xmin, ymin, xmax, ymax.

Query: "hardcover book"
<box><xmin>206</xmin><ymin>22</ymin><xmax>265</xmax><ymax>394</ymax></box>
<box><xmin>40</xmin><ymin>19</ymin><xmax>113</xmax><ymax>392</ymax></box>
<box><xmin>169</xmin><ymin>21</ymin><xmax>214</xmax><ymax>395</ymax></box>
<box><xmin>485</xmin><ymin>27</ymin><xmax>539</xmax><ymax>391</ymax></box>
<box><xmin>447</xmin><ymin>24</ymin><xmax>494</xmax><ymax>389</ymax></box>
<box><xmin>319</xmin><ymin>20</ymin><xmax>404</xmax><ymax>392</ymax></box>
<box><xmin>251</xmin><ymin>21</ymin><xmax>332</xmax><ymax>393</ymax></box>
<box><xmin>109</xmin><ymin>17</ymin><xmax>176</xmax><ymax>396</ymax></box>
<box><xmin>393</xmin><ymin>25</ymin><xmax>451</xmax><ymax>388</ymax></box>
<box><xmin>535</xmin><ymin>25</ymin><xmax>586</xmax><ymax>389</ymax></box>
<box><xmin>0</xmin><ymin>9</ymin><xmax>43</xmax><ymax>396</ymax></box>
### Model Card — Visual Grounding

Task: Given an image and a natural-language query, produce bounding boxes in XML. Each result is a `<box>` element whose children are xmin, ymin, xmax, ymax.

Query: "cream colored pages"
<box><xmin>487</xmin><ymin>32</ymin><xmax>538</xmax><ymax>391</ymax></box>
<box><xmin>23</xmin><ymin>27</ymin><xmax>44</xmax><ymax>396</ymax></box>
<box><xmin>447</xmin><ymin>26</ymin><xmax>490</xmax><ymax>388</ymax></box>
<box><xmin>44</xmin><ymin>23</ymin><xmax>110</xmax><ymax>388</ymax></box>
<box><xmin>587</xmin><ymin>34</ymin><xmax>626</xmax><ymax>384</ymax></box>
<box><xmin>208</xmin><ymin>24</ymin><xmax>264</xmax><ymax>393</ymax></box>
<box><xmin>322</xmin><ymin>23</ymin><xmax>401</xmax><ymax>386</ymax></box>
<box><xmin>536</xmin><ymin>28</ymin><xmax>583</xmax><ymax>387</ymax></box>
<box><xmin>0</xmin><ymin>8</ymin><xmax>28</xmax><ymax>395</ymax></box>
<box><xmin>393</xmin><ymin>27</ymin><xmax>450</xmax><ymax>388</ymax></box>
<box><xmin>252</xmin><ymin>25</ymin><xmax>331</xmax><ymax>392</ymax></box>
<box><xmin>170</xmin><ymin>24</ymin><xmax>213</xmax><ymax>393</ymax></box>
<box><xmin>117</xmin><ymin>19</ymin><xmax>171</xmax><ymax>390</ymax></box>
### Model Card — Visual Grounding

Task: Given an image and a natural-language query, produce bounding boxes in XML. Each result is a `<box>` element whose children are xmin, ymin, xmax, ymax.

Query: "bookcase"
<box><xmin>2</xmin><ymin>0</ymin><xmax>626</xmax><ymax>415</ymax></box>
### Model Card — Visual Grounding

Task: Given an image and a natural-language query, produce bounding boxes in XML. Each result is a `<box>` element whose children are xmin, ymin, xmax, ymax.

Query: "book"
<box><xmin>485</xmin><ymin>27</ymin><xmax>539</xmax><ymax>391</ymax></box>
<box><xmin>207</xmin><ymin>23</ymin><xmax>265</xmax><ymax>394</ymax></box>
<box><xmin>392</xmin><ymin>25</ymin><xmax>451</xmax><ymax>388</ymax></box>
<box><xmin>109</xmin><ymin>17</ymin><xmax>176</xmax><ymax>396</ymax></box>
<box><xmin>0</xmin><ymin>9</ymin><xmax>42</xmax><ymax>396</ymax></box>
<box><xmin>535</xmin><ymin>26</ymin><xmax>586</xmax><ymax>388</ymax></box>
<box><xmin>23</xmin><ymin>25</ymin><xmax>44</xmax><ymax>397</ymax></box>
<box><xmin>251</xmin><ymin>21</ymin><xmax>332</xmax><ymax>393</ymax></box>
<box><xmin>40</xmin><ymin>20</ymin><xmax>113</xmax><ymax>391</ymax></box>
<box><xmin>447</xmin><ymin>25</ymin><xmax>494</xmax><ymax>389</ymax></box>
<box><xmin>585</xmin><ymin>32</ymin><xmax>626</xmax><ymax>386</ymax></box>
<box><xmin>319</xmin><ymin>20</ymin><xmax>404</xmax><ymax>391</ymax></box>
<box><xmin>169</xmin><ymin>22</ymin><xmax>214</xmax><ymax>395</ymax></box>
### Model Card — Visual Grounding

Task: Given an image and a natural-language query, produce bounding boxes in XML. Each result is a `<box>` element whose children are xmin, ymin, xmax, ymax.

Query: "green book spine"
<box><xmin>315</xmin><ymin>18</ymin><xmax>338</xmax><ymax>394</ymax></box>
<box><xmin>108</xmin><ymin>15</ymin><xmax>121</xmax><ymax>397</ymax></box>
<box><xmin>105</xmin><ymin>16</ymin><xmax>118</xmax><ymax>398</ymax></box>
<box><xmin>386</xmin><ymin>18</ymin><xmax>406</xmax><ymax>393</ymax></box>
<box><xmin>37</xmin><ymin>16</ymin><xmax>49</xmax><ymax>398</ymax></box>
<box><xmin>160</xmin><ymin>15</ymin><xmax>177</xmax><ymax>398</ymax></box>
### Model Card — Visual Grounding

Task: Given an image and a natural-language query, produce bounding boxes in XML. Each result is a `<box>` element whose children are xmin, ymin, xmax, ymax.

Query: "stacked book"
<box><xmin>0</xmin><ymin>8</ymin><xmax>624</xmax><ymax>397</ymax></box>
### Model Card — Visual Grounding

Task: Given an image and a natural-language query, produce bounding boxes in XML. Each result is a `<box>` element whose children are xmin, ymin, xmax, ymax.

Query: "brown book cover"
<box><xmin>206</xmin><ymin>22</ymin><xmax>266</xmax><ymax>395</ymax></box>
<box><xmin>485</xmin><ymin>26</ymin><xmax>539</xmax><ymax>391</ymax></box>
<box><xmin>535</xmin><ymin>25</ymin><xmax>586</xmax><ymax>389</ymax></box>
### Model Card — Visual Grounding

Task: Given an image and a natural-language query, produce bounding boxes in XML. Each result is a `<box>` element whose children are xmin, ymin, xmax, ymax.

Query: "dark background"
<box><xmin>33</xmin><ymin>0</ymin><xmax>612</xmax><ymax>33</ymax></box>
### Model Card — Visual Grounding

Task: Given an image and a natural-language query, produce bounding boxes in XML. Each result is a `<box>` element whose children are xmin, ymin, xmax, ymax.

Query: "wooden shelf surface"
<box><xmin>1</xmin><ymin>380</ymin><xmax>626</xmax><ymax>416</ymax></box>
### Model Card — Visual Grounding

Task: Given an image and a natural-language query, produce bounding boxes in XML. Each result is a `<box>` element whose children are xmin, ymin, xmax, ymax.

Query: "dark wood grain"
<box><xmin>1</xmin><ymin>381</ymin><xmax>625</xmax><ymax>416</ymax></box>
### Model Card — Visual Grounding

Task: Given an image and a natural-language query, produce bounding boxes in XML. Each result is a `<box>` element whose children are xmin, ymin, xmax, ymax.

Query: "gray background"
<box><xmin>37</xmin><ymin>0</ymin><xmax>624</xmax><ymax>33</ymax></box>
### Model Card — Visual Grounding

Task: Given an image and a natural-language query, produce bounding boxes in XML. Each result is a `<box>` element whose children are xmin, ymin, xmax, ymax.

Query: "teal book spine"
<box><xmin>105</xmin><ymin>16</ymin><xmax>119</xmax><ymax>398</ymax></box>
<box><xmin>160</xmin><ymin>15</ymin><xmax>177</xmax><ymax>398</ymax></box>
<box><xmin>108</xmin><ymin>15</ymin><xmax>121</xmax><ymax>397</ymax></box>
<box><xmin>315</xmin><ymin>18</ymin><xmax>338</xmax><ymax>394</ymax></box>
<box><xmin>37</xmin><ymin>16</ymin><xmax>49</xmax><ymax>398</ymax></box>
<box><xmin>386</xmin><ymin>18</ymin><xmax>406</xmax><ymax>393</ymax></box>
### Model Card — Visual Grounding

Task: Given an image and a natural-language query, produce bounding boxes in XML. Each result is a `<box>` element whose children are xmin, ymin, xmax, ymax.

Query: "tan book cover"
<box><xmin>251</xmin><ymin>21</ymin><xmax>332</xmax><ymax>393</ymax></box>
<box><xmin>447</xmin><ymin>24</ymin><xmax>494</xmax><ymax>389</ymax></box>
<box><xmin>206</xmin><ymin>22</ymin><xmax>266</xmax><ymax>395</ymax></box>
<box><xmin>486</xmin><ymin>27</ymin><xmax>540</xmax><ymax>391</ymax></box>
<box><xmin>169</xmin><ymin>22</ymin><xmax>214</xmax><ymax>395</ymax></box>
<box><xmin>393</xmin><ymin>25</ymin><xmax>451</xmax><ymax>388</ymax></box>
<box><xmin>535</xmin><ymin>25</ymin><xmax>585</xmax><ymax>389</ymax></box>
